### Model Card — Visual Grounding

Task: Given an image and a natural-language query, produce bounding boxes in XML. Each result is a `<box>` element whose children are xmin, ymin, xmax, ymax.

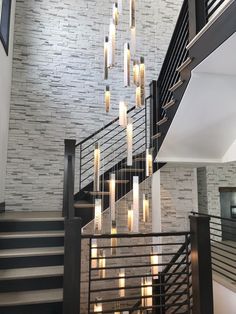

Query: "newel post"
<box><xmin>63</xmin><ymin>217</ymin><xmax>82</xmax><ymax>314</ymax></box>
<box><xmin>190</xmin><ymin>215</ymin><xmax>213</xmax><ymax>314</ymax></box>
<box><xmin>63</xmin><ymin>139</ymin><xmax>76</xmax><ymax>218</ymax></box>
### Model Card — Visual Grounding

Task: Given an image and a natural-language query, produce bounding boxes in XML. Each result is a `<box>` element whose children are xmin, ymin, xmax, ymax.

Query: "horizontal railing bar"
<box><xmin>211</xmin><ymin>244</ymin><xmax>236</xmax><ymax>260</ymax></box>
<box><xmin>210</xmin><ymin>238</ymin><xmax>236</xmax><ymax>250</ymax></box>
<box><xmin>210</xmin><ymin>226</ymin><xmax>236</xmax><ymax>237</ymax></box>
<box><xmin>90</xmin><ymin>271</ymin><xmax>189</xmax><ymax>282</ymax></box>
<box><xmin>91</xmin><ymin>252</ymin><xmax>186</xmax><ymax>260</ymax></box>
<box><xmin>212</xmin><ymin>267</ymin><xmax>236</xmax><ymax>283</ymax></box>
<box><xmin>212</xmin><ymin>256</ymin><xmax>236</xmax><ymax>270</ymax></box>
<box><xmin>191</xmin><ymin>211</ymin><xmax>236</xmax><ymax>223</ymax></box>
<box><xmin>212</xmin><ymin>261</ymin><xmax>236</xmax><ymax>276</ymax></box>
<box><xmin>82</xmin><ymin>231</ymin><xmax>190</xmax><ymax>239</ymax></box>
<box><xmin>210</xmin><ymin>221</ymin><xmax>236</xmax><ymax>229</ymax></box>
<box><xmin>90</xmin><ymin>280</ymin><xmax>189</xmax><ymax>293</ymax></box>
<box><xmin>90</xmin><ymin>291</ymin><xmax>188</xmax><ymax>305</ymax></box>
<box><xmin>94</xmin><ymin>242</ymin><xmax>186</xmax><ymax>249</ymax></box>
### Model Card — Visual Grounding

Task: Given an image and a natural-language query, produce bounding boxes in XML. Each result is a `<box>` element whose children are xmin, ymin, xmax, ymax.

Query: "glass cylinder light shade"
<box><xmin>111</xmin><ymin>221</ymin><xmax>117</xmax><ymax>255</ymax></box>
<box><xmin>94</xmin><ymin>198</ymin><xmax>102</xmax><ymax>234</ymax></box>
<box><xmin>140</xmin><ymin>57</ymin><xmax>145</xmax><ymax>106</ymax></box>
<box><xmin>136</xmin><ymin>86</ymin><xmax>141</xmax><ymax>108</ymax></box>
<box><xmin>146</xmin><ymin>148</ymin><xmax>153</xmax><ymax>177</ymax></box>
<box><xmin>91</xmin><ymin>239</ymin><xmax>98</xmax><ymax>268</ymax></box>
<box><xmin>151</xmin><ymin>249</ymin><xmax>159</xmax><ymax>279</ymax></box>
<box><xmin>113</xmin><ymin>2</ymin><xmax>119</xmax><ymax>25</ymax></box>
<box><xmin>130</xmin><ymin>27</ymin><xmax>136</xmax><ymax>57</ymax></box>
<box><xmin>108</xmin><ymin>19</ymin><xmax>116</xmax><ymax>67</ymax></box>
<box><xmin>119</xmin><ymin>268</ymin><xmax>125</xmax><ymax>297</ymax></box>
<box><xmin>143</xmin><ymin>193</ymin><xmax>149</xmax><ymax>222</ymax></box>
<box><xmin>133</xmin><ymin>176</ymin><xmax>139</xmax><ymax>232</ymax></box>
<box><xmin>126</xmin><ymin>118</ymin><xmax>133</xmax><ymax>166</ymax></box>
<box><xmin>104</xmin><ymin>36</ymin><xmax>109</xmax><ymax>80</ymax></box>
<box><xmin>119</xmin><ymin>101</ymin><xmax>127</xmax><ymax>127</ymax></box>
<box><xmin>99</xmin><ymin>250</ymin><xmax>106</xmax><ymax>279</ymax></box>
<box><xmin>133</xmin><ymin>60</ymin><xmax>139</xmax><ymax>86</ymax></box>
<box><xmin>109</xmin><ymin>173</ymin><xmax>116</xmax><ymax>222</ymax></box>
<box><xmin>105</xmin><ymin>85</ymin><xmax>110</xmax><ymax>113</ymax></box>
<box><xmin>141</xmin><ymin>277</ymin><xmax>152</xmax><ymax>308</ymax></box>
<box><xmin>94</xmin><ymin>297</ymin><xmax>103</xmax><ymax>312</ymax></box>
<box><xmin>130</xmin><ymin>0</ymin><xmax>135</xmax><ymax>29</ymax></box>
<box><xmin>128</xmin><ymin>205</ymin><xmax>134</xmax><ymax>232</ymax></box>
<box><xmin>94</xmin><ymin>143</ymin><xmax>100</xmax><ymax>192</ymax></box>
<box><xmin>124</xmin><ymin>43</ymin><xmax>131</xmax><ymax>87</ymax></box>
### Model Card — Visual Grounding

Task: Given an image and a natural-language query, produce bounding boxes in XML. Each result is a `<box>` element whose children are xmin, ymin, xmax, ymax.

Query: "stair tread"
<box><xmin>0</xmin><ymin>231</ymin><xmax>64</xmax><ymax>239</ymax></box>
<box><xmin>0</xmin><ymin>266</ymin><xmax>64</xmax><ymax>281</ymax></box>
<box><xmin>88</xmin><ymin>191</ymin><xmax>110</xmax><ymax>195</ymax></box>
<box><xmin>162</xmin><ymin>99</ymin><xmax>175</xmax><ymax>110</ymax></box>
<box><xmin>119</xmin><ymin>168</ymin><xmax>144</xmax><ymax>172</ymax></box>
<box><xmin>74</xmin><ymin>203</ymin><xmax>95</xmax><ymax>209</ymax></box>
<box><xmin>0</xmin><ymin>288</ymin><xmax>63</xmax><ymax>306</ymax></box>
<box><xmin>0</xmin><ymin>247</ymin><xmax>64</xmax><ymax>258</ymax></box>
<box><xmin>0</xmin><ymin>212</ymin><xmax>64</xmax><ymax>222</ymax></box>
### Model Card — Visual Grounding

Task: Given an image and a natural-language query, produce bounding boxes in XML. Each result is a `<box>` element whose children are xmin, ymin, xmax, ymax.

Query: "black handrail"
<box><xmin>191</xmin><ymin>211</ymin><xmax>236</xmax><ymax>222</ymax></box>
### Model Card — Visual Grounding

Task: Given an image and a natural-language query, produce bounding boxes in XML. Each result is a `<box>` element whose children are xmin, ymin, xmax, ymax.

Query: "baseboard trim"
<box><xmin>0</xmin><ymin>202</ymin><xmax>5</xmax><ymax>213</ymax></box>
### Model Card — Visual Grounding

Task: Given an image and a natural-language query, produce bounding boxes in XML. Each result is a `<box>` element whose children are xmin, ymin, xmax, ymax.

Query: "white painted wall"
<box><xmin>152</xmin><ymin>170</ymin><xmax>161</xmax><ymax>232</ymax></box>
<box><xmin>213</xmin><ymin>281</ymin><xmax>236</xmax><ymax>314</ymax></box>
<box><xmin>0</xmin><ymin>1</ymin><xmax>15</xmax><ymax>203</ymax></box>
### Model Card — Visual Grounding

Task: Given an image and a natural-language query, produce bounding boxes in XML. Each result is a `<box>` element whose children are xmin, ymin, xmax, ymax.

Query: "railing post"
<box><xmin>63</xmin><ymin>217</ymin><xmax>82</xmax><ymax>314</ymax></box>
<box><xmin>190</xmin><ymin>215</ymin><xmax>213</xmax><ymax>314</ymax></box>
<box><xmin>63</xmin><ymin>139</ymin><xmax>76</xmax><ymax>218</ymax></box>
<box><xmin>149</xmin><ymin>80</ymin><xmax>158</xmax><ymax>147</ymax></box>
<box><xmin>188</xmin><ymin>0</ymin><xmax>207</xmax><ymax>40</ymax></box>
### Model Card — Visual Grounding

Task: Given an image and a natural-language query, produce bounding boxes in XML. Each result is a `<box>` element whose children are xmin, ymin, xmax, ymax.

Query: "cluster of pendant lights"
<box><xmin>92</xmin><ymin>1</ymin><xmax>156</xmax><ymax>312</ymax></box>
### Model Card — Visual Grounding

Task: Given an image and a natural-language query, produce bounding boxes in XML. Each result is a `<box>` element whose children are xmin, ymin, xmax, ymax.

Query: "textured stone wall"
<box><xmin>198</xmin><ymin>162</ymin><xmax>236</xmax><ymax>216</ymax></box>
<box><xmin>6</xmin><ymin>0</ymin><xmax>183</xmax><ymax>211</ymax></box>
<box><xmin>197</xmin><ymin>167</ymin><xmax>208</xmax><ymax>214</ymax></box>
<box><xmin>160</xmin><ymin>165</ymin><xmax>198</xmax><ymax>233</ymax></box>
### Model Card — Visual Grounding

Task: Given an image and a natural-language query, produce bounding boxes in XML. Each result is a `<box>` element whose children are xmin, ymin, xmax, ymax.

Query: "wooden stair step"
<box><xmin>74</xmin><ymin>203</ymin><xmax>95</xmax><ymax>209</ymax></box>
<box><xmin>87</xmin><ymin>191</ymin><xmax>110</xmax><ymax>196</ymax></box>
<box><xmin>0</xmin><ymin>231</ymin><xmax>64</xmax><ymax>240</ymax></box>
<box><xmin>105</xmin><ymin>180</ymin><xmax>129</xmax><ymax>184</ymax></box>
<box><xmin>0</xmin><ymin>266</ymin><xmax>64</xmax><ymax>281</ymax></box>
<box><xmin>156</xmin><ymin>116</ymin><xmax>168</xmax><ymax>126</ymax></box>
<box><xmin>162</xmin><ymin>99</ymin><xmax>175</xmax><ymax>110</ymax></box>
<box><xmin>0</xmin><ymin>247</ymin><xmax>64</xmax><ymax>259</ymax></box>
<box><xmin>0</xmin><ymin>288</ymin><xmax>62</xmax><ymax>306</ymax></box>
<box><xmin>176</xmin><ymin>57</ymin><xmax>193</xmax><ymax>72</ymax></box>
<box><xmin>118</xmin><ymin>168</ymin><xmax>144</xmax><ymax>172</ymax></box>
<box><xmin>152</xmin><ymin>132</ymin><xmax>161</xmax><ymax>140</ymax></box>
<box><xmin>169</xmin><ymin>79</ymin><xmax>184</xmax><ymax>92</ymax></box>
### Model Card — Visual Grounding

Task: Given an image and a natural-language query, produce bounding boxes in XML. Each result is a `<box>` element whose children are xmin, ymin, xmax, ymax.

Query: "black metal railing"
<box><xmin>192</xmin><ymin>212</ymin><xmax>236</xmax><ymax>285</ymax></box>
<box><xmin>205</xmin><ymin>0</ymin><xmax>227</xmax><ymax>21</ymax></box>
<box><xmin>158</xmin><ymin>0</ymin><xmax>189</xmax><ymax>119</ymax></box>
<box><xmin>82</xmin><ymin>231</ymin><xmax>191</xmax><ymax>314</ymax></box>
<box><xmin>74</xmin><ymin>98</ymin><xmax>150</xmax><ymax>193</ymax></box>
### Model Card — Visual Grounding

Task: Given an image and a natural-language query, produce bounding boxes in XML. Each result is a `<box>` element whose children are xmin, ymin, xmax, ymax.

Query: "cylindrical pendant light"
<box><xmin>108</xmin><ymin>19</ymin><xmax>116</xmax><ymax>67</ymax></box>
<box><xmin>124</xmin><ymin>43</ymin><xmax>130</xmax><ymax>87</ymax></box>
<box><xmin>98</xmin><ymin>249</ymin><xmax>106</xmax><ymax>279</ymax></box>
<box><xmin>146</xmin><ymin>148</ymin><xmax>153</xmax><ymax>177</ymax></box>
<box><xmin>91</xmin><ymin>239</ymin><xmax>98</xmax><ymax>268</ymax></box>
<box><xmin>94</xmin><ymin>297</ymin><xmax>103</xmax><ymax>312</ymax></box>
<box><xmin>94</xmin><ymin>198</ymin><xmax>102</xmax><ymax>234</ymax></box>
<box><xmin>141</xmin><ymin>277</ymin><xmax>152</xmax><ymax>308</ymax></box>
<box><xmin>105</xmin><ymin>85</ymin><xmax>110</xmax><ymax>113</ymax></box>
<box><xmin>143</xmin><ymin>193</ymin><xmax>149</xmax><ymax>222</ymax></box>
<box><xmin>113</xmin><ymin>2</ymin><xmax>119</xmax><ymax>26</ymax></box>
<box><xmin>126</xmin><ymin>118</ymin><xmax>133</xmax><ymax>166</ymax></box>
<box><xmin>130</xmin><ymin>0</ymin><xmax>135</xmax><ymax>29</ymax></box>
<box><xmin>130</xmin><ymin>27</ymin><xmax>136</xmax><ymax>56</ymax></box>
<box><xmin>133</xmin><ymin>60</ymin><xmax>139</xmax><ymax>86</ymax></box>
<box><xmin>109</xmin><ymin>173</ymin><xmax>116</xmax><ymax>222</ymax></box>
<box><xmin>94</xmin><ymin>143</ymin><xmax>100</xmax><ymax>192</ymax></box>
<box><xmin>136</xmin><ymin>86</ymin><xmax>141</xmax><ymax>108</ymax></box>
<box><xmin>140</xmin><ymin>57</ymin><xmax>145</xmax><ymax>106</ymax></box>
<box><xmin>119</xmin><ymin>101</ymin><xmax>127</xmax><ymax>127</ymax></box>
<box><xmin>133</xmin><ymin>176</ymin><xmax>139</xmax><ymax>232</ymax></box>
<box><xmin>128</xmin><ymin>205</ymin><xmax>134</xmax><ymax>232</ymax></box>
<box><xmin>119</xmin><ymin>268</ymin><xmax>125</xmax><ymax>297</ymax></box>
<box><xmin>151</xmin><ymin>249</ymin><xmax>159</xmax><ymax>279</ymax></box>
<box><xmin>104</xmin><ymin>36</ymin><xmax>109</xmax><ymax>80</ymax></box>
<box><xmin>111</xmin><ymin>220</ymin><xmax>117</xmax><ymax>255</ymax></box>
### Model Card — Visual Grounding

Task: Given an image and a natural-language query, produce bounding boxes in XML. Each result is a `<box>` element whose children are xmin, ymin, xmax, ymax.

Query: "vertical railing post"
<box><xmin>190</xmin><ymin>215</ymin><xmax>213</xmax><ymax>314</ymax></box>
<box><xmin>63</xmin><ymin>217</ymin><xmax>82</xmax><ymax>314</ymax></box>
<box><xmin>63</xmin><ymin>139</ymin><xmax>76</xmax><ymax>218</ymax></box>
<box><xmin>188</xmin><ymin>0</ymin><xmax>207</xmax><ymax>41</ymax></box>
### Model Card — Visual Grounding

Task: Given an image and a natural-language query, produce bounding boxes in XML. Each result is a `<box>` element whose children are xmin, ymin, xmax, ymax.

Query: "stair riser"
<box><xmin>0</xmin><ymin>255</ymin><xmax>64</xmax><ymax>270</ymax></box>
<box><xmin>0</xmin><ymin>302</ymin><xmax>62</xmax><ymax>314</ymax></box>
<box><xmin>0</xmin><ymin>276</ymin><xmax>63</xmax><ymax>293</ymax></box>
<box><xmin>0</xmin><ymin>221</ymin><xmax>64</xmax><ymax>233</ymax></box>
<box><xmin>0</xmin><ymin>237</ymin><xmax>64</xmax><ymax>250</ymax></box>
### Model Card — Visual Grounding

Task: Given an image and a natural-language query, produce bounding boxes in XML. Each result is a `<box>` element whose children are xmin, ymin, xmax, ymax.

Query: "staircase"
<box><xmin>0</xmin><ymin>213</ymin><xmax>64</xmax><ymax>314</ymax></box>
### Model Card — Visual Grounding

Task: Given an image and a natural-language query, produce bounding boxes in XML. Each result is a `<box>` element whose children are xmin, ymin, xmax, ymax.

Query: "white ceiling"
<box><xmin>157</xmin><ymin>33</ymin><xmax>236</xmax><ymax>164</ymax></box>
